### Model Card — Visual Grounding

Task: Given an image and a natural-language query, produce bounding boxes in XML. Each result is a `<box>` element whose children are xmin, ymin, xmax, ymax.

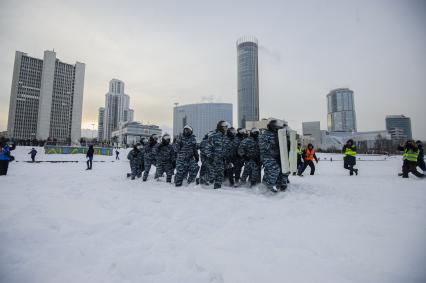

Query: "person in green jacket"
<box><xmin>397</xmin><ymin>140</ymin><xmax>424</xmax><ymax>179</ymax></box>
<box><xmin>342</xmin><ymin>139</ymin><xmax>358</xmax><ymax>176</ymax></box>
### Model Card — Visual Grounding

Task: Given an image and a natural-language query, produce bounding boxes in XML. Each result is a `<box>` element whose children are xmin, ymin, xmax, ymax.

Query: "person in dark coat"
<box><xmin>199</xmin><ymin>132</ymin><xmax>214</xmax><ymax>185</ymax></box>
<box><xmin>259</xmin><ymin>119</ymin><xmax>289</xmax><ymax>192</ymax></box>
<box><xmin>86</xmin><ymin>145</ymin><xmax>94</xmax><ymax>170</ymax></box>
<box><xmin>0</xmin><ymin>138</ymin><xmax>16</xmax><ymax>176</ymax></box>
<box><xmin>416</xmin><ymin>140</ymin><xmax>425</xmax><ymax>172</ymax></box>
<box><xmin>174</xmin><ymin>125</ymin><xmax>199</xmax><ymax>187</ymax></box>
<box><xmin>224</xmin><ymin>127</ymin><xmax>238</xmax><ymax>186</ymax></box>
<box><xmin>127</xmin><ymin>144</ymin><xmax>143</xmax><ymax>179</ymax></box>
<box><xmin>143</xmin><ymin>134</ymin><xmax>159</xmax><ymax>181</ymax></box>
<box><xmin>398</xmin><ymin>140</ymin><xmax>424</xmax><ymax>178</ymax></box>
<box><xmin>238</xmin><ymin>128</ymin><xmax>261</xmax><ymax>187</ymax></box>
<box><xmin>342</xmin><ymin>139</ymin><xmax>358</xmax><ymax>176</ymax></box>
<box><xmin>115</xmin><ymin>149</ymin><xmax>120</xmax><ymax>160</ymax></box>
<box><xmin>154</xmin><ymin>134</ymin><xmax>175</xmax><ymax>183</ymax></box>
<box><xmin>208</xmin><ymin>121</ymin><xmax>230</xmax><ymax>189</ymax></box>
<box><xmin>28</xmin><ymin>148</ymin><xmax>38</xmax><ymax>162</ymax></box>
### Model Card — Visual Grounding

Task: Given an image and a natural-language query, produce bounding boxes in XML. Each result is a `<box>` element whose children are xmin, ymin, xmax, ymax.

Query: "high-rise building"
<box><xmin>327</xmin><ymin>88</ymin><xmax>357</xmax><ymax>132</ymax></box>
<box><xmin>237</xmin><ymin>36</ymin><xmax>259</xmax><ymax>128</ymax></box>
<box><xmin>385</xmin><ymin>115</ymin><xmax>412</xmax><ymax>140</ymax></box>
<box><xmin>173</xmin><ymin>103</ymin><xmax>232</xmax><ymax>141</ymax></box>
<box><xmin>302</xmin><ymin>121</ymin><xmax>322</xmax><ymax>147</ymax></box>
<box><xmin>101</xmin><ymin>79</ymin><xmax>134</xmax><ymax>141</ymax></box>
<box><xmin>7</xmin><ymin>50</ymin><xmax>85</xmax><ymax>143</ymax></box>
<box><xmin>97</xmin><ymin>107</ymin><xmax>105</xmax><ymax>141</ymax></box>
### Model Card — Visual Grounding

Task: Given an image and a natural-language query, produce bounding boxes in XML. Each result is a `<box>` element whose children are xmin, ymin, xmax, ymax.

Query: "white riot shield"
<box><xmin>278</xmin><ymin>128</ymin><xmax>290</xmax><ymax>173</ymax></box>
<box><xmin>288</xmin><ymin>130</ymin><xmax>297</xmax><ymax>173</ymax></box>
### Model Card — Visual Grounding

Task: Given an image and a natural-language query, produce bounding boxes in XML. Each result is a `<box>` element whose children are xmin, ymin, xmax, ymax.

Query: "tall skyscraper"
<box><xmin>237</xmin><ymin>36</ymin><xmax>259</xmax><ymax>128</ymax></box>
<box><xmin>327</xmin><ymin>88</ymin><xmax>357</xmax><ymax>132</ymax></box>
<box><xmin>7</xmin><ymin>50</ymin><xmax>85</xmax><ymax>143</ymax></box>
<box><xmin>97</xmin><ymin>107</ymin><xmax>105</xmax><ymax>141</ymax></box>
<box><xmin>101</xmin><ymin>79</ymin><xmax>134</xmax><ymax>141</ymax></box>
<box><xmin>385</xmin><ymin>115</ymin><xmax>412</xmax><ymax>140</ymax></box>
<box><xmin>173</xmin><ymin>103</ymin><xmax>232</xmax><ymax>142</ymax></box>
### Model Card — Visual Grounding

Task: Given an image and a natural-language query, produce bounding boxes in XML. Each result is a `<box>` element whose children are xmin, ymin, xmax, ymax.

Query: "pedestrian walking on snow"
<box><xmin>342</xmin><ymin>139</ymin><xmax>358</xmax><ymax>176</ymax></box>
<box><xmin>28</xmin><ymin>148</ymin><xmax>38</xmax><ymax>162</ymax></box>
<box><xmin>86</xmin><ymin>145</ymin><xmax>94</xmax><ymax>170</ymax></box>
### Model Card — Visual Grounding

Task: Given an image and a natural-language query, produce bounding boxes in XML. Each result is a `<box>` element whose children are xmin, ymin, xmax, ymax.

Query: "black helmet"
<box><xmin>307</xmin><ymin>143</ymin><xmax>314</xmax><ymax>149</ymax></box>
<box><xmin>347</xmin><ymin>139</ymin><xmax>354</xmax><ymax>145</ymax></box>
<box><xmin>267</xmin><ymin>119</ymin><xmax>285</xmax><ymax>132</ymax></box>
<box><xmin>149</xmin><ymin>134</ymin><xmax>158</xmax><ymax>144</ymax></box>
<box><xmin>183</xmin><ymin>125</ymin><xmax>193</xmax><ymax>137</ymax></box>
<box><xmin>162</xmin><ymin>134</ymin><xmax>171</xmax><ymax>145</ymax></box>
<box><xmin>237</xmin><ymin>128</ymin><xmax>246</xmax><ymax>136</ymax></box>
<box><xmin>228</xmin><ymin>127</ymin><xmax>237</xmax><ymax>137</ymax></box>
<box><xmin>251</xmin><ymin>128</ymin><xmax>260</xmax><ymax>138</ymax></box>
<box><xmin>217</xmin><ymin>120</ymin><xmax>229</xmax><ymax>134</ymax></box>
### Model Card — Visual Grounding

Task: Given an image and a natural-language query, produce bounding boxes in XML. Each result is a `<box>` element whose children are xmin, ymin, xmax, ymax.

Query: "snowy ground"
<box><xmin>1</xmin><ymin>147</ymin><xmax>425</xmax><ymax>283</ymax></box>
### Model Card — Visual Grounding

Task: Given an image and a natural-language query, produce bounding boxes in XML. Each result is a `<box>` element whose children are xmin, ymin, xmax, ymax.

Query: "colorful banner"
<box><xmin>44</xmin><ymin>146</ymin><xmax>113</xmax><ymax>156</ymax></box>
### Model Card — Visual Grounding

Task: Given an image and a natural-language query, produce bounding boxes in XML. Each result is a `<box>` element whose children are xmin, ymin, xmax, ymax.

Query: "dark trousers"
<box><xmin>402</xmin><ymin>160</ymin><xmax>424</xmax><ymax>178</ymax></box>
<box><xmin>0</xmin><ymin>160</ymin><xmax>9</xmax><ymax>175</ymax></box>
<box><xmin>87</xmin><ymin>157</ymin><xmax>93</xmax><ymax>169</ymax></box>
<box><xmin>343</xmin><ymin>156</ymin><xmax>356</xmax><ymax>175</ymax></box>
<box><xmin>31</xmin><ymin>156</ymin><xmax>35</xmax><ymax>162</ymax></box>
<box><xmin>299</xmin><ymin>160</ymin><xmax>315</xmax><ymax>175</ymax></box>
<box><xmin>418</xmin><ymin>160</ymin><xmax>426</xmax><ymax>171</ymax></box>
<box><xmin>344</xmin><ymin>163</ymin><xmax>354</xmax><ymax>175</ymax></box>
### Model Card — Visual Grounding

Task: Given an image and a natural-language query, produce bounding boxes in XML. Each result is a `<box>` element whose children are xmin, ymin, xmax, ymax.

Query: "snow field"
<box><xmin>0</xmin><ymin>147</ymin><xmax>425</xmax><ymax>283</ymax></box>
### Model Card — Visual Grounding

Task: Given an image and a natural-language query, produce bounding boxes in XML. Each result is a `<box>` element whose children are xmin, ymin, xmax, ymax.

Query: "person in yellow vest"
<box><xmin>298</xmin><ymin>143</ymin><xmax>318</xmax><ymax>176</ymax></box>
<box><xmin>342</xmin><ymin>139</ymin><xmax>358</xmax><ymax>176</ymax></box>
<box><xmin>293</xmin><ymin>142</ymin><xmax>304</xmax><ymax>176</ymax></box>
<box><xmin>397</xmin><ymin>140</ymin><xmax>424</xmax><ymax>178</ymax></box>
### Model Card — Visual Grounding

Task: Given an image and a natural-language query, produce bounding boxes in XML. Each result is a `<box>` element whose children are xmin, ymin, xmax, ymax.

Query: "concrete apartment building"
<box><xmin>7</xmin><ymin>50</ymin><xmax>85</xmax><ymax>143</ymax></box>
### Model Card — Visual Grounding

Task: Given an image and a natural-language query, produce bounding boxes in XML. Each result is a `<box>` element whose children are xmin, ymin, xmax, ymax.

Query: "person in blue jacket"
<box><xmin>0</xmin><ymin>138</ymin><xmax>16</xmax><ymax>176</ymax></box>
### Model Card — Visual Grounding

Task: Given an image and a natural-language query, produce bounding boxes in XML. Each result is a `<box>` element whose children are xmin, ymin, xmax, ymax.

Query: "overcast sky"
<box><xmin>1</xmin><ymin>0</ymin><xmax>425</xmax><ymax>138</ymax></box>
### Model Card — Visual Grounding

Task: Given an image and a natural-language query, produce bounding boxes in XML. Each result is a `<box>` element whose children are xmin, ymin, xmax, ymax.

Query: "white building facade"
<box><xmin>173</xmin><ymin>103</ymin><xmax>232</xmax><ymax>141</ymax></box>
<box><xmin>111</xmin><ymin>121</ymin><xmax>162</xmax><ymax>146</ymax></box>
<box><xmin>7</xmin><ymin>50</ymin><xmax>85</xmax><ymax>143</ymax></box>
<box><xmin>302</xmin><ymin>121</ymin><xmax>322</xmax><ymax>147</ymax></box>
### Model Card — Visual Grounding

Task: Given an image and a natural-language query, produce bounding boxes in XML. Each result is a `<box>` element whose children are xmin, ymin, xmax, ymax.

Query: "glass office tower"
<box><xmin>237</xmin><ymin>36</ymin><xmax>259</xmax><ymax>128</ymax></box>
<box><xmin>327</xmin><ymin>88</ymin><xmax>357</xmax><ymax>132</ymax></box>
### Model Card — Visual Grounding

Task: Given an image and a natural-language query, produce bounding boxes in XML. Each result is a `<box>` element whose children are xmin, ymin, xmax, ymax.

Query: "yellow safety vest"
<box><xmin>297</xmin><ymin>147</ymin><xmax>303</xmax><ymax>155</ymax></box>
<box><xmin>344</xmin><ymin>146</ymin><xmax>357</xmax><ymax>157</ymax></box>
<box><xmin>403</xmin><ymin>149</ymin><xmax>419</xmax><ymax>162</ymax></box>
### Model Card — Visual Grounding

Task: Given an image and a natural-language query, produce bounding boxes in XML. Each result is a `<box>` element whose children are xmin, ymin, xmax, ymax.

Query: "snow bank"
<box><xmin>0</xmin><ymin>147</ymin><xmax>425</xmax><ymax>283</ymax></box>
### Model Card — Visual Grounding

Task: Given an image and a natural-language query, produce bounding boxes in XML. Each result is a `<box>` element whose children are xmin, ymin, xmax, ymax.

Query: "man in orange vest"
<box><xmin>298</xmin><ymin>143</ymin><xmax>318</xmax><ymax>176</ymax></box>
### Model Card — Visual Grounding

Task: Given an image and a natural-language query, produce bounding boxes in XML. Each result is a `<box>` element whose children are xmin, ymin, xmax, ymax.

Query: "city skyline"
<box><xmin>0</xmin><ymin>0</ymin><xmax>425</xmax><ymax>139</ymax></box>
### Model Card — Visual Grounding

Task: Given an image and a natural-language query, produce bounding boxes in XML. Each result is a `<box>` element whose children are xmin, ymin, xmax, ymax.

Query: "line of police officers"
<box><xmin>126</xmin><ymin>120</ymin><xmax>425</xmax><ymax>192</ymax></box>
